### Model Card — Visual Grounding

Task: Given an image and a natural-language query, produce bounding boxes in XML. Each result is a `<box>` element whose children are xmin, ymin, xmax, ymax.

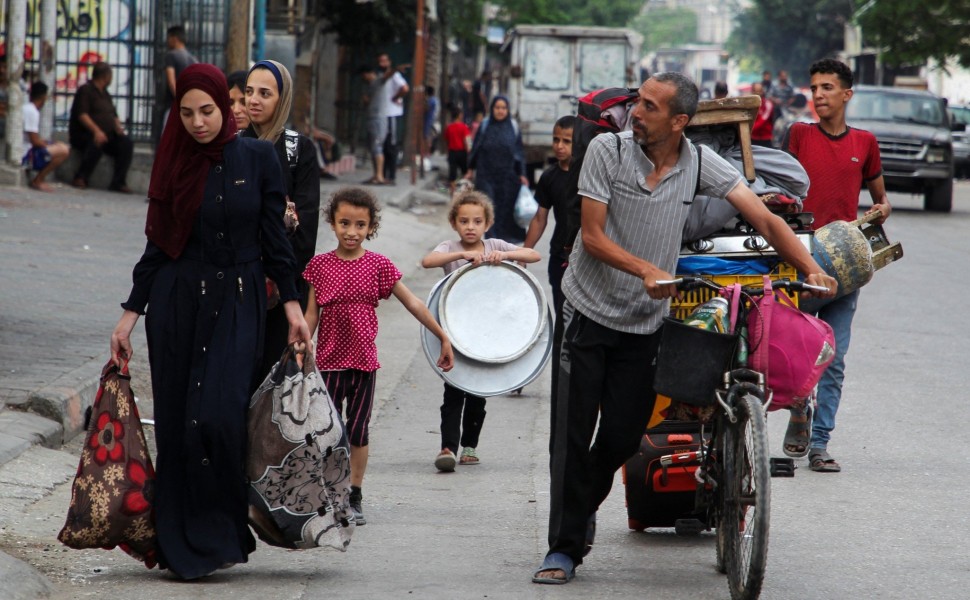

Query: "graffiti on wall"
<box><xmin>19</xmin><ymin>0</ymin><xmax>155</xmax><ymax>136</ymax></box>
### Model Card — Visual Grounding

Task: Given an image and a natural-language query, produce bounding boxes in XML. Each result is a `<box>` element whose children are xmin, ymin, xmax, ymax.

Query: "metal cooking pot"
<box><xmin>422</xmin><ymin>263</ymin><xmax>552</xmax><ymax>396</ymax></box>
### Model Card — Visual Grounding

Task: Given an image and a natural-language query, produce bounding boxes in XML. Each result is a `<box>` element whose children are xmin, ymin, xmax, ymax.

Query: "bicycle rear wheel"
<box><xmin>721</xmin><ymin>393</ymin><xmax>771</xmax><ymax>600</ymax></box>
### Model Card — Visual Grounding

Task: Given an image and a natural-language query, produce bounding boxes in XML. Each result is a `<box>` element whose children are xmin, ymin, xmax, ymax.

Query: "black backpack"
<box><xmin>564</xmin><ymin>88</ymin><xmax>639</xmax><ymax>250</ymax></box>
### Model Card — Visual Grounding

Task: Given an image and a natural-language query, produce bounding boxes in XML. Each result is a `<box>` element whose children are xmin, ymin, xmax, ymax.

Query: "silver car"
<box><xmin>949</xmin><ymin>104</ymin><xmax>970</xmax><ymax>179</ymax></box>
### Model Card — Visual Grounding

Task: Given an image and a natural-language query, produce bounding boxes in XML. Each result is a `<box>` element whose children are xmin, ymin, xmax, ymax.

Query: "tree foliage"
<box><xmin>856</xmin><ymin>0</ymin><xmax>970</xmax><ymax>69</ymax></box>
<box><xmin>725</xmin><ymin>0</ymin><xmax>853</xmax><ymax>81</ymax></box>
<box><xmin>497</xmin><ymin>0</ymin><xmax>643</xmax><ymax>28</ymax></box>
<box><xmin>319</xmin><ymin>0</ymin><xmax>417</xmax><ymax>47</ymax></box>
<box><xmin>628</xmin><ymin>7</ymin><xmax>698</xmax><ymax>50</ymax></box>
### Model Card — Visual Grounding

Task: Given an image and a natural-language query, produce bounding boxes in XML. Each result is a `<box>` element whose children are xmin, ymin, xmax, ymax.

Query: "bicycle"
<box><xmin>652</xmin><ymin>276</ymin><xmax>828</xmax><ymax>600</ymax></box>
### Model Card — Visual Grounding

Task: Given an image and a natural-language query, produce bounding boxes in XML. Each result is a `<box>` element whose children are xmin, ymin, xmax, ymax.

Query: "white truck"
<box><xmin>500</xmin><ymin>24</ymin><xmax>643</xmax><ymax>170</ymax></box>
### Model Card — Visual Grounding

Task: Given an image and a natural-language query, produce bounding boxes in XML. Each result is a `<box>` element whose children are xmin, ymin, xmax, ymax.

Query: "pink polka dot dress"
<box><xmin>303</xmin><ymin>250</ymin><xmax>402</xmax><ymax>372</ymax></box>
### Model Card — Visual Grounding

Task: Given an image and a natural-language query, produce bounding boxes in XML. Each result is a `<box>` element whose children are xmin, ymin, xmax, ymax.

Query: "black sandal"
<box><xmin>783</xmin><ymin>405</ymin><xmax>812</xmax><ymax>458</ymax></box>
<box><xmin>809</xmin><ymin>449</ymin><xmax>841</xmax><ymax>472</ymax></box>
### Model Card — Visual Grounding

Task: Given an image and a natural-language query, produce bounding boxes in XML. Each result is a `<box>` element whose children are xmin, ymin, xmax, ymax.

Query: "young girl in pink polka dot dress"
<box><xmin>304</xmin><ymin>187</ymin><xmax>454</xmax><ymax>525</ymax></box>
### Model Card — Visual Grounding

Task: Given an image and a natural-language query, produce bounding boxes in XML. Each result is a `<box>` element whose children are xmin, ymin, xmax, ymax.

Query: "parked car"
<box><xmin>846</xmin><ymin>85</ymin><xmax>954</xmax><ymax>212</ymax></box>
<box><xmin>948</xmin><ymin>104</ymin><xmax>970</xmax><ymax>179</ymax></box>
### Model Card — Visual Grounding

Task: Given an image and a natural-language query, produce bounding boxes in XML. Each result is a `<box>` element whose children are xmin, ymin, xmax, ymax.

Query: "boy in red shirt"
<box><xmin>782</xmin><ymin>59</ymin><xmax>892</xmax><ymax>473</ymax></box>
<box><xmin>751</xmin><ymin>81</ymin><xmax>776</xmax><ymax>147</ymax></box>
<box><xmin>443</xmin><ymin>105</ymin><xmax>471</xmax><ymax>194</ymax></box>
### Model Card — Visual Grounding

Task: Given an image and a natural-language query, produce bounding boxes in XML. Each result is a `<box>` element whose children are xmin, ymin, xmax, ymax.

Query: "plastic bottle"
<box><xmin>685</xmin><ymin>296</ymin><xmax>730</xmax><ymax>333</ymax></box>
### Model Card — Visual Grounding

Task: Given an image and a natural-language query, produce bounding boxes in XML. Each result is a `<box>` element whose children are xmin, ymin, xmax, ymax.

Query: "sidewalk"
<box><xmin>0</xmin><ymin>160</ymin><xmax>448</xmax><ymax>597</ymax></box>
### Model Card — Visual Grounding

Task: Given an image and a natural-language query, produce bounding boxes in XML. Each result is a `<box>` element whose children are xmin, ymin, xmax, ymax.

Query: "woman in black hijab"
<box><xmin>468</xmin><ymin>95</ymin><xmax>528</xmax><ymax>243</ymax></box>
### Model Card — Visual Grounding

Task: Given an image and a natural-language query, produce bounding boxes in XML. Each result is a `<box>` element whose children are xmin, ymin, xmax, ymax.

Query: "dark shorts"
<box><xmin>320</xmin><ymin>369</ymin><xmax>376</xmax><ymax>447</ymax></box>
<box><xmin>23</xmin><ymin>147</ymin><xmax>52</xmax><ymax>171</ymax></box>
<box><xmin>447</xmin><ymin>149</ymin><xmax>468</xmax><ymax>182</ymax></box>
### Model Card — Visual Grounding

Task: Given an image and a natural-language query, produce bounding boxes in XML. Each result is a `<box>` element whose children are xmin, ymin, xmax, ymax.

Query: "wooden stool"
<box><xmin>687</xmin><ymin>95</ymin><xmax>761</xmax><ymax>182</ymax></box>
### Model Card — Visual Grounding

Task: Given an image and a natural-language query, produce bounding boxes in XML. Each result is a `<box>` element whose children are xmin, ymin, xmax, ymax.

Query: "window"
<box><xmin>579</xmin><ymin>41</ymin><xmax>627</xmax><ymax>92</ymax></box>
<box><xmin>524</xmin><ymin>39</ymin><xmax>572</xmax><ymax>91</ymax></box>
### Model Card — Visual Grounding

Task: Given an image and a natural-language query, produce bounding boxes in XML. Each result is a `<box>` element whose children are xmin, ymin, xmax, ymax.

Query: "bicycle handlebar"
<box><xmin>656</xmin><ymin>276</ymin><xmax>828</xmax><ymax>295</ymax></box>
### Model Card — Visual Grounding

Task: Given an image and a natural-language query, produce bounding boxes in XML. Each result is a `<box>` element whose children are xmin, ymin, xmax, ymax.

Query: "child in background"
<box><xmin>523</xmin><ymin>115</ymin><xmax>574</xmax><ymax>407</ymax></box>
<box><xmin>443</xmin><ymin>104</ymin><xmax>471</xmax><ymax>195</ymax></box>
<box><xmin>304</xmin><ymin>187</ymin><xmax>454</xmax><ymax>523</ymax></box>
<box><xmin>420</xmin><ymin>191</ymin><xmax>540</xmax><ymax>471</ymax></box>
<box><xmin>469</xmin><ymin>111</ymin><xmax>484</xmax><ymax>141</ymax></box>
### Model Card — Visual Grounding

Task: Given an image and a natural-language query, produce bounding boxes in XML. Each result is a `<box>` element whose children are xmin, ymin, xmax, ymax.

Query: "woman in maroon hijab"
<box><xmin>110</xmin><ymin>63</ymin><xmax>310</xmax><ymax>579</ymax></box>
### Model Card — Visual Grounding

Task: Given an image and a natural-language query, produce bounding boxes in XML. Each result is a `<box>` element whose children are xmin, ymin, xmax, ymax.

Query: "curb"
<box><xmin>24</xmin><ymin>356</ymin><xmax>104</xmax><ymax>443</ymax></box>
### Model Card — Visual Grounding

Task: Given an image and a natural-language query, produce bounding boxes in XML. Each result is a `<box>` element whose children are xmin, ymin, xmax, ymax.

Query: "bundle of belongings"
<box><xmin>683</xmin><ymin>125</ymin><xmax>810</xmax><ymax>241</ymax></box>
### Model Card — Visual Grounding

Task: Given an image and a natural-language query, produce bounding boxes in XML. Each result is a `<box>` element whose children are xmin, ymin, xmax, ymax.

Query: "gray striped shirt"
<box><xmin>562</xmin><ymin>131</ymin><xmax>743</xmax><ymax>334</ymax></box>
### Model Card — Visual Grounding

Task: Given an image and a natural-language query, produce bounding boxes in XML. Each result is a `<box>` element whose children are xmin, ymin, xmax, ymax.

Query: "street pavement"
<box><xmin>0</xmin><ymin>161</ymin><xmax>452</xmax><ymax>598</ymax></box>
<box><xmin>3</xmin><ymin>172</ymin><xmax>970</xmax><ymax>599</ymax></box>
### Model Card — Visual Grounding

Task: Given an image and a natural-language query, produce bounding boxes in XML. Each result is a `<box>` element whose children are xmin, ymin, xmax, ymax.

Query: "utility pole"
<box><xmin>39</xmin><ymin>0</ymin><xmax>57</xmax><ymax>140</ymax></box>
<box><xmin>409</xmin><ymin>0</ymin><xmax>427</xmax><ymax>184</ymax></box>
<box><xmin>5</xmin><ymin>0</ymin><xmax>26</xmax><ymax>166</ymax></box>
<box><xmin>227</xmin><ymin>0</ymin><xmax>253</xmax><ymax>72</ymax></box>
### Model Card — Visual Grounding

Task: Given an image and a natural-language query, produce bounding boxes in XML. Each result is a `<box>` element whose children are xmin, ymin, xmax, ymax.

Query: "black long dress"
<box><xmin>241</xmin><ymin>127</ymin><xmax>320</xmax><ymax>384</ymax></box>
<box><xmin>122</xmin><ymin>137</ymin><xmax>298</xmax><ymax>579</ymax></box>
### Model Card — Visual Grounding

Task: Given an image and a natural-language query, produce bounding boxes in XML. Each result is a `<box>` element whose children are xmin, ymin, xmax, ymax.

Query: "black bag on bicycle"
<box><xmin>622</xmin><ymin>419</ymin><xmax>710</xmax><ymax>533</ymax></box>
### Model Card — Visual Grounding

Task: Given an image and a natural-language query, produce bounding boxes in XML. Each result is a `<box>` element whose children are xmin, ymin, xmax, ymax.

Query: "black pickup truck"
<box><xmin>846</xmin><ymin>85</ymin><xmax>954</xmax><ymax>212</ymax></box>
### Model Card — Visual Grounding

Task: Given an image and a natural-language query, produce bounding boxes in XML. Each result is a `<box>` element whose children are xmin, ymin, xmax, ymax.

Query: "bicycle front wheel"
<box><xmin>721</xmin><ymin>393</ymin><xmax>771</xmax><ymax>600</ymax></box>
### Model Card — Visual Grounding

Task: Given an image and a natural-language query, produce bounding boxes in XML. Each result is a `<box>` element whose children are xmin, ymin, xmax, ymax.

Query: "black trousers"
<box><xmin>382</xmin><ymin>116</ymin><xmax>399</xmax><ymax>182</ymax></box>
<box><xmin>440</xmin><ymin>383</ymin><xmax>486</xmax><ymax>453</ymax></box>
<box><xmin>547</xmin><ymin>303</ymin><xmax>661</xmax><ymax>564</ymax></box>
<box><xmin>548</xmin><ymin>253</ymin><xmax>568</xmax><ymax>454</ymax></box>
<box><xmin>74</xmin><ymin>132</ymin><xmax>133</xmax><ymax>188</ymax></box>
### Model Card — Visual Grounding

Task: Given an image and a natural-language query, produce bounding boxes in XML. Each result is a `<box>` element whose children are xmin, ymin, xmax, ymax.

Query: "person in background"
<box><xmin>305</xmin><ymin>187</ymin><xmax>454</xmax><ymax>523</ymax></box>
<box><xmin>110</xmin><ymin>63</ymin><xmax>311</xmax><ymax>580</ymax></box>
<box><xmin>468</xmin><ymin>96</ymin><xmax>528</xmax><ymax>243</ymax></box>
<box><xmin>714</xmin><ymin>81</ymin><xmax>729</xmax><ymax>99</ymax></box>
<box><xmin>243</xmin><ymin>60</ymin><xmax>321</xmax><ymax>384</ymax></box>
<box><xmin>67</xmin><ymin>61</ymin><xmax>134</xmax><ymax>193</ymax></box>
<box><xmin>360</xmin><ymin>65</ymin><xmax>388</xmax><ymax>185</ymax></box>
<box><xmin>443</xmin><ymin>104</ymin><xmax>471</xmax><ymax>195</ymax></box>
<box><xmin>760</xmin><ymin>69</ymin><xmax>773</xmax><ymax>95</ymax></box>
<box><xmin>751</xmin><ymin>81</ymin><xmax>776</xmax><ymax>147</ymax></box>
<box><xmin>22</xmin><ymin>82</ymin><xmax>69</xmax><ymax>191</ymax></box>
<box><xmin>226</xmin><ymin>70</ymin><xmax>250</xmax><ymax>132</ymax></box>
<box><xmin>472</xmin><ymin>71</ymin><xmax>491</xmax><ymax>120</ymax></box>
<box><xmin>781</xmin><ymin>58</ymin><xmax>891</xmax><ymax>473</ymax></box>
<box><xmin>523</xmin><ymin>115</ymin><xmax>574</xmax><ymax>410</ymax></box>
<box><xmin>377</xmin><ymin>53</ymin><xmax>409</xmax><ymax>185</ymax></box>
<box><xmin>162</xmin><ymin>25</ymin><xmax>198</xmax><ymax>128</ymax></box>
<box><xmin>422</xmin><ymin>85</ymin><xmax>440</xmax><ymax>168</ymax></box>
<box><xmin>770</xmin><ymin>69</ymin><xmax>796</xmax><ymax>114</ymax></box>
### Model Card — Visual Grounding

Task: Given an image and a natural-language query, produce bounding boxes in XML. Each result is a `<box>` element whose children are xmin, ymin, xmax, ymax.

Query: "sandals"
<box><xmin>532</xmin><ymin>552</ymin><xmax>575</xmax><ymax>585</ymax></box>
<box><xmin>809</xmin><ymin>449</ymin><xmax>841</xmax><ymax>473</ymax></box>
<box><xmin>783</xmin><ymin>405</ymin><xmax>813</xmax><ymax>458</ymax></box>
<box><xmin>434</xmin><ymin>448</ymin><xmax>456</xmax><ymax>472</ymax></box>
<box><xmin>459</xmin><ymin>447</ymin><xmax>479</xmax><ymax>465</ymax></box>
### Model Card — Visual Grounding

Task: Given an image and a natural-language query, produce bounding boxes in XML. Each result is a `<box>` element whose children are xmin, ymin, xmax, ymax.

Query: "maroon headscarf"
<box><xmin>146</xmin><ymin>63</ymin><xmax>238</xmax><ymax>259</ymax></box>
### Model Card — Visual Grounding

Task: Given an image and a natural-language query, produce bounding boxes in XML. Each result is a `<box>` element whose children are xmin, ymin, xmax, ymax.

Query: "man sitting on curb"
<box><xmin>22</xmin><ymin>82</ymin><xmax>69</xmax><ymax>192</ymax></box>
<box><xmin>68</xmin><ymin>61</ymin><xmax>133</xmax><ymax>193</ymax></box>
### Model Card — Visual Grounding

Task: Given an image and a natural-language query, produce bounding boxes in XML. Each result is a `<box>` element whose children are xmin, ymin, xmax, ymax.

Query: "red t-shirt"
<box><xmin>444</xmin><ymin>121</ymin><xmax>470</xmax><ymax>151</ymax></box>
<box><xmin>303</xmin><ymin>250</ymin><xmax>402</xmax><ymax>372</ymax></box>
<box><xmin>785</xmin><ymin>123</ymin><xmax>882</xmax><ymax>229</ymax></box>
<box><xmin>752</xmin><ymin>97</ymin><xmax>775</xmax><ymax>141</ymax></box>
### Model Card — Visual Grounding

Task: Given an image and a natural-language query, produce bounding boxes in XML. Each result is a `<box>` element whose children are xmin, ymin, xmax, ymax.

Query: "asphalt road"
<box><xmin>1</xmin><ymin>179</ymin><xmax>969</xmax><ymax>599</ymax></box>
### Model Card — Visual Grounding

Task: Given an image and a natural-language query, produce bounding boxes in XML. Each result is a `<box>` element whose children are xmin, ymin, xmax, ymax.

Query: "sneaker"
<box><xmin>349</xmin><ymin>486</ymin><xmax>366</xmax><ymax>525</ymax></box>
<box><xmin>434</xmin><ymin>448</ymin><xmax>457</xmax><ymax>472</ymax></box>
<box><xmin>459</xmin><ymin>447</ymin><xmax>480</xmax><ymax>465</ymax></box>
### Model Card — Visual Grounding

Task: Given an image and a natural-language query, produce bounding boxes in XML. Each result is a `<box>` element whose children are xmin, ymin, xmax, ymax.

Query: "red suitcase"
<box><xmin>622</xmin><ymin>419</ymin><xmax>710</xmax><ymax>535</ymax></box>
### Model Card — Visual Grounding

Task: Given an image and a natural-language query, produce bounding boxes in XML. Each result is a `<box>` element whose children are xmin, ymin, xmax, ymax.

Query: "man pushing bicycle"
<box><xmin>533</xmin><ymin>72</ymin><xmax>837</xmax><ymax>585</ymax></box>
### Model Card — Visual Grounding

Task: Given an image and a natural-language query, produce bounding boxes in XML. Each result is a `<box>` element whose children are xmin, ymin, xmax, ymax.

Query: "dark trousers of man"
<box><xmin>74</xmin><ymin>132</ymin><xmax>134</xmax><ymax>189</ymax></box>
<box><xmin>547</xmin><ymin>254</ymin><xmax>568</xmax><ymax>456</ymax></box>
<box><xmin>382</xmin><ymin>116</ymin><xmax>399</xmax><ymax>182</ymax></box>
<box><xmin>440</xmin><ymin>383</ymin><xmax>487</xmax><ymax>454</ymax></box>
<box><xmin>547</xmin><ymin>302</ymin><xmax>661</xmax><ymax>565</ymax></box>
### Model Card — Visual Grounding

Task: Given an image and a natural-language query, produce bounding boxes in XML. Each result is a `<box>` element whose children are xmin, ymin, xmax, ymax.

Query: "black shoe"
<box><xmin>349</xmin><ymin>486</ymin><xmax>366</xmax><ymax>525</ymax></box>
<box><xmin>320</xmin><ymin>170</ymin><xmax>337</xmax><ymax>180</ymax></box>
